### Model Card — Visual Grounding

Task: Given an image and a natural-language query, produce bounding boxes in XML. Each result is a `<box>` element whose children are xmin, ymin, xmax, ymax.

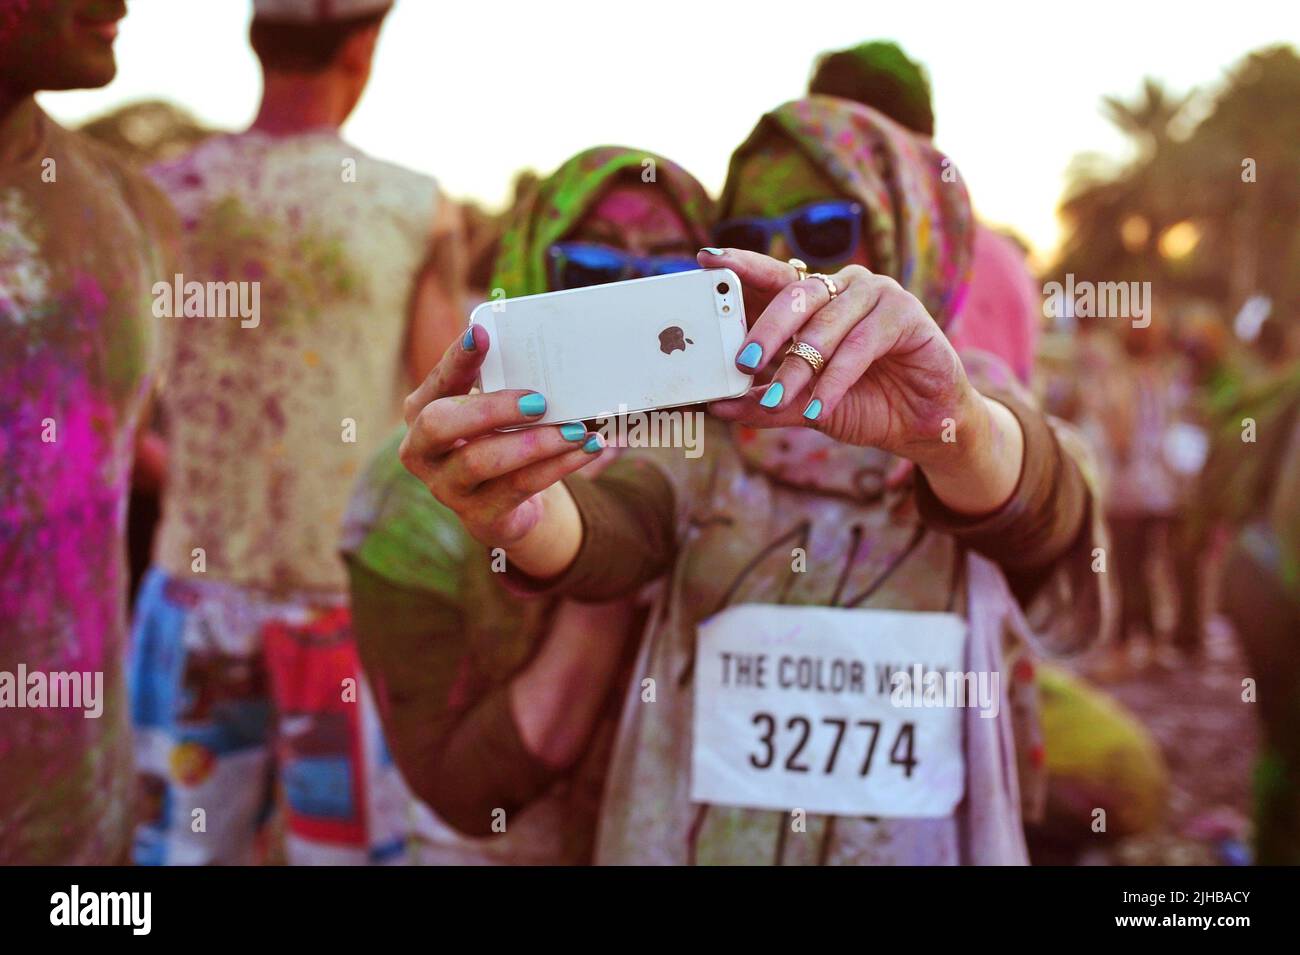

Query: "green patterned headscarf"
<box><xmin>489</xmin><ymin>146</ymin><xmax>714</xmax><ymax>298</ymax></box>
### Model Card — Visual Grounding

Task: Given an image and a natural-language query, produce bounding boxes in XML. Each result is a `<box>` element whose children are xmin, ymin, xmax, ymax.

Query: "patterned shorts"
<box><xmin>127</xmin><ymin>567</ymin><xmax>427</xmax><ymax>865</ymax></box>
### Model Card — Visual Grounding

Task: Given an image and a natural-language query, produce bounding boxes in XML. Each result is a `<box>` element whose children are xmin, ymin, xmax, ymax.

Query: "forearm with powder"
<box><xmin>509</xmin><ymin>599</ymin><xmax>636</xmax><ymax>768</ymax></box>
<box><xmin>504</xmin><ymin>389</ymin><xmax>1088</xmax><ymax>606</ymax></box>
<box><xmin>504</xmin><ymin>457</ymin><xmax>677</xmax><ymax>601</ymax></box>
<box><xmin>348</xmin><ymin>564</ymin><xmax>541</xmax><ymax>835</ymax></box>
<box><xmin>914</xmin><ymin>391</ymin><xmax>1090</xmax><ymax>601</ymax></box>
<box><xmin>352</xmin><ymin>561</ymin><xmax>639</xmax><ymax>838</ymax></box>
<box><xmin>409</xmin><ymin>602</ymin><xmax>637</xmax><ymax>836</ymax></box>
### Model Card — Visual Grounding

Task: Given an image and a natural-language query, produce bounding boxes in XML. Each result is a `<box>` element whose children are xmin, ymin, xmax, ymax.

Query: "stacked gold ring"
<box><xmin>785</xmin><ymin>261</ymin><xmax>833</xmax><ymax>374</ymax></box>
<box><xmin>811</xmin><ymin>273</ymin><xmax>838</xmax><ymax>300</ymax></box>
<box><xmin>786</xmin><ymin>340</ymin><xmax>826</xmax><ymax>374</ymax></box>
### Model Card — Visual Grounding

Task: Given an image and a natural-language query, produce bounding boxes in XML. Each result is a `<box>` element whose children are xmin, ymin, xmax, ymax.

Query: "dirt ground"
<box><xmin>1079</xmin><ymin>617</ymin><xmax>1259</xmax><ymax>866</ymax></box>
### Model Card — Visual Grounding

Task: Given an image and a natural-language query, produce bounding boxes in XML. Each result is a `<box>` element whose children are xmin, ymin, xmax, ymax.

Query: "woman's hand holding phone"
<box><xmin>402</xmin><ymin>249</ymin><xmax>1029</xmax><ymax>573</ymax></box>
<box><xmin>399</xmin><ymin>325</ymin><xmax>599</xmax><ymax>578</ymax></box>
<box><xmin>701</xmin><ymin>248</ymin><xmax>1025</xmax><ymax>518</ymax></box>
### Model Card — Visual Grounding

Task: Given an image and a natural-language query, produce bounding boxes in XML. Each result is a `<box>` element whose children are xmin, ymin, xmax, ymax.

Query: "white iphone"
<box><xmin>470</xmin><ymin>268</ymin><xmax>752</xmax><ymax>426</ymax></box>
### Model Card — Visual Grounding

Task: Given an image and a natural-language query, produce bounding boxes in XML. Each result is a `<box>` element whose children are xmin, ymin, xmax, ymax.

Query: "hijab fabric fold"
<box><xmin>490</xmin><ymin>146</ymin><xmax>714</xmax><ymax>298</ymax></box>
<box><xmin>720</xmin><ymin>97</ymin><xmax>976</xmax><ymax>500</ymax></box>
<box><xmin>720</xmin><ymin>95</ymin><xmax>973</xmax><ymax>330</ymax></box>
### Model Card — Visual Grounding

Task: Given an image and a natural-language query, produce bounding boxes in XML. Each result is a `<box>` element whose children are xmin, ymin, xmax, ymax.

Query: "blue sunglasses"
<box><xmin>714</xmin><ymin>199</ymin><xmax>864</xmax><ymax>270</ymax></box>
<box><xmin>547</xmin><ymin>243</ymin><xmax>698</xmax><ymax>290</ymax></box>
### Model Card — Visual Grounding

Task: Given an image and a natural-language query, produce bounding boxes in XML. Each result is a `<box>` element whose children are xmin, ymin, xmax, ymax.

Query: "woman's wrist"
<box><xmin>916</xmin><ymin>391</ymin><xmax>1024</xmax><ymax>517</ymax></box>
<box><xmin>502</xmin><ymin>482</ymin><xmax>584</xmax><ymax>579</ymax></box>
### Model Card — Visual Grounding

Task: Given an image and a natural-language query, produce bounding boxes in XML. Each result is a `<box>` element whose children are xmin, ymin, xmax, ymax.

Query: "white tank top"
<box><xmin>150</xmin><ymin>130</ymin><xmax>438</xmax><ymax>593</ymax></box>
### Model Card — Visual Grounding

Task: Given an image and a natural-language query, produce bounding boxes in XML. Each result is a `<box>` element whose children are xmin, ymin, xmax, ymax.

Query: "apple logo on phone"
<box><xmin>658</xmin><ymin>326</ymin><xmax>694</xmax><ymax>355</ymax></box>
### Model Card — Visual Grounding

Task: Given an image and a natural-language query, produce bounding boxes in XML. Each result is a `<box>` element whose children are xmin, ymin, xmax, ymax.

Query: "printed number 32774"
<box><xmin>748</xmin><ymin>713</ymin><xmax>918</xmax><ymax>778</ymax></box>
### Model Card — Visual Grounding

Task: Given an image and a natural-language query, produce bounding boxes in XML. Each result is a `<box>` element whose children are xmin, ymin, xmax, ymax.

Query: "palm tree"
<box><xmin>1100</xmin><ymin>77</ymin><xmax>1193</xmax><ymax>162</ymax></box>
<box><xmin>1053</xmin><ymin>48</ymin><xmax>1300</xmax><ymax>325</ymax></box>
<box><xmin>1054</xmin><ymin>78</ymin><xmax>1193</xmax><ymax>292</ymax></box>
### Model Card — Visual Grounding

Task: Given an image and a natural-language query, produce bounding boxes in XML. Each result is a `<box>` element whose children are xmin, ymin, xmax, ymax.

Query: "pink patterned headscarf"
<box><xmin>719</xmin><ymin>97</ymin><xmax>978</xmax><ymax>499</ymax></box>
<box><xmin>719</xmin><ymin>95</ymin><xmax>974</xmax><ymax>331</ymax></box>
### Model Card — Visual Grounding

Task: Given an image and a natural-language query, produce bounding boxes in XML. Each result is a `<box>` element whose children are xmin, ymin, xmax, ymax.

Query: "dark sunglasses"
<box><xmin>547</xmin><ymin>243</ymin><xmax>698</xmax><ymax>290</ymax></box>
<box><xmin>713</xmin><ymin>199</ymin><xmax>864</xmax><ymax>270</ymax></box>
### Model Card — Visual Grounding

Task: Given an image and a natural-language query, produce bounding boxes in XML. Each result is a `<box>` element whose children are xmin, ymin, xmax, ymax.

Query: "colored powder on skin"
<box><xmin>1</xmin><ymin>106</ymin><xmax>170</xmax><ymax>864</ymax></box>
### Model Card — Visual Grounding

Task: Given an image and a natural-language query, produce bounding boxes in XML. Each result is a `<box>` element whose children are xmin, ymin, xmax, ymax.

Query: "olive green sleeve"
<box><xmin>913</xmin><ymin>391</ymin><xmax>1089</xmax><ymax>602</ymax></box>
<box><xmin>506</xmin><ymin>456</ymin><xmax>677</xmax><ymax>601</ymax></box>
<box><xmin>347</xmin><ymin>559</ymin><xmax>561</xmax><ymax>837</ymax></box>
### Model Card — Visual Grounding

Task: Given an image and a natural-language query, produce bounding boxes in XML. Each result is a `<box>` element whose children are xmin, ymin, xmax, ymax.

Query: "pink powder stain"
<box><xmin>1</xmin><ymin>359</ymin><xmax>121</xmax><ymax>671</ymax></box>
<box><xmin>72</xmin><ymin>271</ymin><xmax>109</xmax><ymax>315</ymax></box>
<box><xmin>2</xmin><ymin>272</ymin><xmax>139</xmax><ymax>674</ymax></box>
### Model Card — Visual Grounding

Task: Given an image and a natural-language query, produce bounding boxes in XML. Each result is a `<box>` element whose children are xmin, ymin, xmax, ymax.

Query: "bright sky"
<box><xmin>38</xmin><ymin>0</ymin><xmax>1299</xmax><ymax>259</ymax></box>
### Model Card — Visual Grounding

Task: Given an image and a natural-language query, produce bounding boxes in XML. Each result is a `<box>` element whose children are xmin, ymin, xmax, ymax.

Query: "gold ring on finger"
<box><xmin>810</xmin><ymin>273</ymin><xmax>838</xmax><ymax>300</ymax></box>
<box><xmin>788</xmin><ymin>257</ymin><xmax>808</xmax><ymax>282</ymax></box>
<box><xmin>786</xmin><ymin>340</ymin><xmax>826</xmax><ymax>375</ymax></box>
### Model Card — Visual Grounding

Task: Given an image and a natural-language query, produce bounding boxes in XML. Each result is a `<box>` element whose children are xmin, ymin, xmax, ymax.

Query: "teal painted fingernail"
<box><xmin>518</xmin><ymin>393</ymin><xmax>546</xmax><ymax>416</ymax></box>
<box><xmin>461</xmin><ymin>326</ymin><xmax>476</xmax><ymax>351</ymax></box>
<box><xmin>583</xmin><ymin>435</ymin><xmax>604</xmax><ymax>453</ymax></box>
<box><xmin>737</xmin><ymin>342</ymin><xmax>762</xmax><ymax>369</ymax></box>
<box><xmin>560</xmin><ymin>423</ymin><xmax>585</xmax><ymax>441</ymax></box>
<box><xmin>760</xmin><ymin>381</ymin><xmax>784</xmax><ymax>409</ymax></box>
<box><xmin>701</xmin><ymin>247</ymin><xmax>726</xmax><ymax>255</ymax></box>
<box><xmin>803</xmin><ymin>398</ymin><xmax>822</xmax><ymax>421</ymax></box>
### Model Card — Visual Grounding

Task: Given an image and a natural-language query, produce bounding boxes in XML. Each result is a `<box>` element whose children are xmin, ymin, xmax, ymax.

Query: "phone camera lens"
<box><xmin>716</xmin><ymin>282</ymin><xmax>730</xmax><ymax>295</ymax></box>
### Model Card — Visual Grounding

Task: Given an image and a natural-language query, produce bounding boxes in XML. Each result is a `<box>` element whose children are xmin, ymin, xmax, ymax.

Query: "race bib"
<box><xmin>691</xmin><ymin>604</ymin><xmax>969</xmax><ymax>819</ymax></box>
